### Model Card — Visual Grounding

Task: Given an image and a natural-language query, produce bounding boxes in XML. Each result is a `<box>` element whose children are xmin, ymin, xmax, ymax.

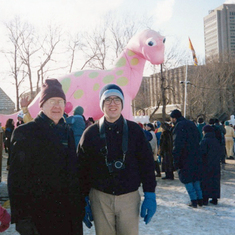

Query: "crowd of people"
<box><xmin>0</xmin><ymin>78</ymin><xmax>234</xmax><ymax>234</ymax></box>
<box><xmin>138</xmin><ymin>111</ymin><xmax>235</xmax><ymax>209</ymax></box>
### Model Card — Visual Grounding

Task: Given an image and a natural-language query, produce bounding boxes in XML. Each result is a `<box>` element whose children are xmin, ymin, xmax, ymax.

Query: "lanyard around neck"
<box><xmin>99</xmin><ymin>116</ymin><xmax>128</xmax><ymax>157</ymax></box>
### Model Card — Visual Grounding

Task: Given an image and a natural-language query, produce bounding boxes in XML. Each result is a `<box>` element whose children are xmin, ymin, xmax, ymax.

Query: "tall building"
<box><xmin>204</xmin><ymin>4</ymin><xmax>235</xmax><ymax>62</ymax></box>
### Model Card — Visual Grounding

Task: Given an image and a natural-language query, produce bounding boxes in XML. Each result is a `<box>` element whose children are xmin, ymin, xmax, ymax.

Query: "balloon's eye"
<box><xmin>146</xmin><ymin>38</ymin><xmax>157</xmax><ymax>46</ymax></box>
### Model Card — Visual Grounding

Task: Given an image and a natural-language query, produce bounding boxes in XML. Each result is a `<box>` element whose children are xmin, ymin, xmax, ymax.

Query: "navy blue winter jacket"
<box><xmin>78</xmin><ymin>115</ymin><xmax>156</xmax><ymax>196</ymax></box>
<box><xmin>172</xmin><ymin>116</ymin><xmax>202</xmax><ymax>184</ymax></box>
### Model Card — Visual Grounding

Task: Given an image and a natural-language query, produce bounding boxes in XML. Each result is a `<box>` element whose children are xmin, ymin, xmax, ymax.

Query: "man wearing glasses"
<box><xmin>8</xmin><ymin>79</ymin><xmax>84</xmax><ymax>235</ymax></box>
<box><xmin>78</xmin><ymin>84</ymin><xmax>157</xmax><ymax>235</ymax></box>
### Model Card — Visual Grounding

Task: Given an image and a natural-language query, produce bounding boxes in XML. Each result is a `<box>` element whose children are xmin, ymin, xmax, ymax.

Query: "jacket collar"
<box><xmin>175</xmin><ymin>116</ymin><xmax>185</xmax><ymax>124</ymax></box>
<box><xmin>104</xmin><ymin>115</ymin><xmax>123</xmax><ymax>131</ymax></box>
<box><xmin>36</xmin><ymin>111</ymin><xmax>65</xmax><ymax>127</ymax></box>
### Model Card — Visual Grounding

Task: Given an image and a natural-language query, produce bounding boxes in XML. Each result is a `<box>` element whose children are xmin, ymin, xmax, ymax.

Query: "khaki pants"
<box><xmin>89</xmin><ymin>188</ymin><xmax>140</xmax><ymax>235</ymax></box>
<box><xmin>225</xmin><ymin>137</ymin><xmax>234</xmax><ymax>157</ymax></box>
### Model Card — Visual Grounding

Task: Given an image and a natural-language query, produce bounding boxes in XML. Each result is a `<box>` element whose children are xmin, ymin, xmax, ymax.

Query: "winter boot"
<box><xmin>197</xmin><ymin>199</ymin><xmax>203</xmax><ymax>207</ymax></box>
<box><xmin>162</xmin><ymin>172</ymin><xmax>174</xmax><ymax>180</ymax></box>
<box><xmin>168</xmin><ymin>171</ymin><xmax>174</xmax><ymax>180</ymax></box>
<box><xmin>155</xmin><ymin>161</ymin><xmax>161</xmax><ymax>177</ymax></box>
<box><xmin>209</xmin><ymin>198</ymin><xmax>218</xmax><ymax>205</ymax></box>
<box><xmin>203</xmin><ymin>197</ymin><xmax>208</xmax><ymax>206</ymax></box>
<box><xmin>189</xmin><ymin>200</ymin><xmax>197</xmax><ymax>208</ymax></box>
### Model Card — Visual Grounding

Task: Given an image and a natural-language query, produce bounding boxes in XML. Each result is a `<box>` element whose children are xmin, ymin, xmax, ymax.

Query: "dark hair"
<box><xmin>202</xmin><ymin>125</ymin><xmax>214</xmax><ymax>133</ymax></box>
<box><xmin>88</xmin><ymin>117</ymin><xmax>95</xmax><ymax>123</ymax></box>
<box><xmin>197</xmin><ymin>117</ymin><xmax>204</xmax><ymax>124</ymax></box>
<box><xmin>209</xmin><ymin>118</ymin><xmax>215</xmax><ymax>125</ymax></box>
<box><xmin>161</xmin><ymin>122</ymin><xmax>171</xmax><ymax>131</ymax></box>
<box><xmin>5</xmin><ymin>118</ymin><xmax>14</xmax><ymax>129</ymax></box>
<box><xmin>170</xmin><ymin>109</ymin><xmax>182</xmax><ymax>119</ymax></box>
<box><xmin>146</xmin><ymin>123</ymin><xmax>155</xmax><ymax>131</ymax></box>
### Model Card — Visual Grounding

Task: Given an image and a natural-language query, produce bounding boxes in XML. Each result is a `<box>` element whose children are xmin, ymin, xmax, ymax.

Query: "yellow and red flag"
<box><xmin>189</xmin><ymin>37</ymin><xmax>198</xmax><ymax>66</ymax></box>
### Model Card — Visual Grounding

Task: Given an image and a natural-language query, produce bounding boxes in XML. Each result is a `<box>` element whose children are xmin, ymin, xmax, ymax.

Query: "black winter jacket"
<box><xmin>172</xmin><ymin>116</ymin><xmax>202</xmax><ymax>184</ymax></box>
<box><xmin>159</xmin><ymin>130</ymin><xmax>174</xmax><ymax>173</ymax></box>
<box><xmin>8</xmin><ymin>112</ymin><xmax>84</xmax><ymax>235</ymax></box>
<box><xmin>200</xmin><ymin>132</ymin><xmax>221</xmax><ymax>198</ymax></box>
<box><xmin>78</xmin><ymin>115</ymin><xmax>156</xmax><ymax>196</ymax></box>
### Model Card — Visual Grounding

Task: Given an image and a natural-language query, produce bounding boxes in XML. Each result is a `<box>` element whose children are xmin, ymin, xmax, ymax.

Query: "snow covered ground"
<box><xmin>1</xmin><ymin>155</ymin><xmax>234</xmax><ymax>235</ymax></box>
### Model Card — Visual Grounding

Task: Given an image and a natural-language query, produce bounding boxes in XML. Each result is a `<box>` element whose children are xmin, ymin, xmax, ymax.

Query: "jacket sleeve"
<box><xmin>159</xmin><ymin>132</ymin><xmax>166</xmax><ymax>156</ymax></box>
<box><xmin>22</xmin><ymin>107</ymin><xmax>34</xmax><ymax>123</ymax></box>
<box><xmin>66</xmin><ymin>126</ymin><xmax>85</xmax><ymax>218</ymax></box>
<box><xmin>77</xmin><ymin>128</ymin><xmax>94</xmax><ymax>197</ymax></box>
<box><xmin>135</xmin><ymin>125</ymin><xmax>156</xmax><ymax>193</ymax></box>
<box><xmin>8</xmin><ymin>127</ymin><xmax>33</xmax><ymax>223</ymax></box>
<box><xmin>199</xmin><ymin>139</ymin><xmax>208</xmax><ymax>164</ymax></box>
<box><xmin>172</xmin><ymin>123</ymin><xmax>187</xmax><ymax>170</ymax></box>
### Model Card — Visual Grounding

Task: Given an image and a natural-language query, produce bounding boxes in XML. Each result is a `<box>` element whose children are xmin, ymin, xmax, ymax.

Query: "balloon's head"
<box><xmin>127</xmin><ymin>29</ymin><xmax>165</xmax><ymax>65</ymax></box>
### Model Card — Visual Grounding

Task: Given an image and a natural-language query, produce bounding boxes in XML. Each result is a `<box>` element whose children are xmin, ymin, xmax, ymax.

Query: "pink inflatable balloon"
<box><xmin>64</xmin><ymin>102</ymin><xmax>73</xmax><ymax>114</ymax></box>
<box><xmin>0</xmin><ymin>29</ymin><xmax>165</xmax><ymax>126</ymax></box>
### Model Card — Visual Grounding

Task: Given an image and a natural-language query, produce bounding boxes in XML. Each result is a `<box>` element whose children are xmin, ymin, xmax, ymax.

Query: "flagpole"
<box><xmin>184</xmin><ymin>62</ymin><xmax>188</xmax><ymax>118</ymax></box>
<box><xmin>182</xmin><ymin>37</ymin><xmax>197</xmax><ymax>118</ymax></box>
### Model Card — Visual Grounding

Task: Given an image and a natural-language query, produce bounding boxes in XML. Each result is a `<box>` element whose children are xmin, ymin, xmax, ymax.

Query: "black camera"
<box><xmin>107</xmin><ymin>160</ymin><xmax>125</xmax><ymax>173</ymax></box>
<box><xmin>100</xmin><ymin>146</ymin><xmax>126</xmax><ymax>174</ymax></box>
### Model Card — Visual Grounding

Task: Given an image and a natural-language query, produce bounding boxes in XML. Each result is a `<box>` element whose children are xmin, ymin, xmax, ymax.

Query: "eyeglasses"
<box><xmin>104</xmin><ymin>97</ymin><xmax>122</xmax><ymax>105</ymax></box>
<box><xmin>47</xmin><ymin>99</ymin><xmax>65</xmax><ymax>107</ymax></box>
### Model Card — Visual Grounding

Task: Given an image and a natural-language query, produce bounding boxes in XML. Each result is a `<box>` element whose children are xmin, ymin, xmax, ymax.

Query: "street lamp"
<box><xmin>180</xmin><ymin>80</ymin><xmax>195</xmax><ymax>118</ymax></box>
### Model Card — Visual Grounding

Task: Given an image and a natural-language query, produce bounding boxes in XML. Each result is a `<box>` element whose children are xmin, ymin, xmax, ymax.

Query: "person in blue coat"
<box><xmin>200</xmin><ymin>125</ymin><xmax>222</xmax><ymax>205</ymax></box>
<box><xmin>196</xmin><ymin>117</ymin><xmax>206</xmax><ymax>142</ymax></box>
<box><xmin>66</xmin><ymin>106</ymin><xmax>86</xmax><ymax>148</ymax></box>
<box><xmin>170</xmin><ymin>109</ymin><xmax>203</xmax><ymax>208</ymax></box>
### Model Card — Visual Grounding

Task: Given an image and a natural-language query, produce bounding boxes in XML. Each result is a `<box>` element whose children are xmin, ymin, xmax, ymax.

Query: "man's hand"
<box><xmin>20</xmin><ymin>96</ymin><xmax>31</xmax><ymax>108</ymax></box>
<box><xmin>83</xmin><ymin>196</ymin><xmax>93</xmax><ymax>228</ymax></box>
<box><xmin>16</xmin><ymin>218</ymin><xmax>38</xmax><ymax>234</ymax></box>
<box><xmin>140</xmin><ymin>192</ymin><xmax>157</xmax><ymax>225</ymax></box>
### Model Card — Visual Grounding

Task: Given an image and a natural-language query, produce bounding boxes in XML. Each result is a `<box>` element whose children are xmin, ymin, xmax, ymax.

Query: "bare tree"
<box><xmin>2</xmin><ymin>17</ymin><xmax>63</xmax><ymax>107</ymax></box>
<box><xmin>78</xmin><ymin>24</ymin><xmax>109</xmax><ymax>70</ymax></box>
<box><xmin>17</xmin><ymin>23</ymin><xmax>41</xmax><ymax>99</ymax></box>
<box><xmin>65</xmin><ymin>32</ymin><xmax>83</xmax><ymax>73</ymax></box>
<box><xmin>184</xmin><ymin>54</ymin><xmax>235</xmax><ymax>121</ymax></box>
<box><xmin>134</xmin><ymin>77</ymin><xmax>152</xmax><ymax>116</ymax></box>
<box><xmin>3</xmin><ymin>17</ymin><xmax>28</xmax><ymax>110</ymax></box>
<box><xmin>66</xmin><ymin>13</ymin><xmax>151</xmax><ymax>72</ymax></box>
<box><xmin>36</xmin><ymin>25</ymin><xmax>61</xmax><ymax>93</ymax></box>
<box><xmin>108</xmin><ymin>16</ymin><xmax>140</xmax><ymax>59</ymax></box>
<box><xmin>144</xmin><ymin>42</ymin><xmax>188</xmax><ymax>121</ymax></box>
